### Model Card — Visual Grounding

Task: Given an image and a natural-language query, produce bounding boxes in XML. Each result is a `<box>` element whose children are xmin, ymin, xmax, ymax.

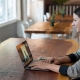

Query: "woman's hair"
<box><xmin>74</xmin><ymin>7</ymin><xmax>80</xmax><ymax>18</ymax></box>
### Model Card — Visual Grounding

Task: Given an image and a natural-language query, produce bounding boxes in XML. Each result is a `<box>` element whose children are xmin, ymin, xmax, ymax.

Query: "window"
<box><xmin>0</xmin><ymin>0</ymin><xmax>4</xmax><ymax>22</ymax></box>
<box><xmin>27</xmin><ymin>0</ymin><xmax>30</xmax><ymax>17</ymax></box>
<box><xmin>0</xmin><ymin>0</ymin><xmax>16</xmax><ymax>24</ymax></box>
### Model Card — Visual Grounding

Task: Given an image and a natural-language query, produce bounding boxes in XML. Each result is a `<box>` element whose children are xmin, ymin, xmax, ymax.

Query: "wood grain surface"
<box><xmin>24</xmin><ymin>22</ymin><xmax>72</xmax><ymax>34</ymax></box>
<box><xmin>0</xmin><ymin>38</ymin><xmax>78</xmax><ymax>80</ymax></box>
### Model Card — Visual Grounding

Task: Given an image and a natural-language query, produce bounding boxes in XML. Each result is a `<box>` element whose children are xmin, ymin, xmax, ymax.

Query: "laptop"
<box><xmin>16</xmin><ymin>40</ymin><xmax>49</xmax><ymax>71</ymax></box>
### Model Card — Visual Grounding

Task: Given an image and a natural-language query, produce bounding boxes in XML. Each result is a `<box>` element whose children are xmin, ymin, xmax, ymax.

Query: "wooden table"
<box><xmin>25</xmin><ymin>22</ymin><xmax>72</xmax><ymax>34</ymax></box>
<box><xmin>47</xmin><ymin>15</ymin><xmax>73</xmax><ymax>22</ymax></box>
<box><xmin>24</xmin><ymin>22</ymin><xmax>72</xmax><ymax>39</ymax></box>
<box><xmin>0</xmin><ymin>38</ymin><xmax>79</xmax><ymax>80</ymax></box>
<box><xmin>55</xmin><ymin>15</ymin><xmax>73</xmax><ymax>22</ymax></box>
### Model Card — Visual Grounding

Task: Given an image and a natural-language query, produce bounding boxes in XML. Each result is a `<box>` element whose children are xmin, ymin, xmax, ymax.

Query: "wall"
<box><xmin>44</xmin><ymin>0</ymin><xmax>55</xmax><ymax>14</ymax></box>
<box><xmin>0</xmin><ymin>22</ymin><xmax>17</xmax><ymax>42</ymax></box>
<box><xmin>44</xmin><ymin>0</ymin><xmax>80</xmax><ymax>14</ymax></box>
<box><xmin>30</xmin><ymin>0</ymin><xmax>44</xmax><ymax>22</ymax></box>
<box><xmin>65</xmin><ymin>0</ymin><xmax>80</xmax><ymax>5</ymax></box>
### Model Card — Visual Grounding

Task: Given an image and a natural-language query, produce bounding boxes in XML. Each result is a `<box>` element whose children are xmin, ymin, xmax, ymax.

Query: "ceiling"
<box><xmin>64</xmin><ymin>0</ymin><xmax>80</xmax><ymax>5</ymax></box>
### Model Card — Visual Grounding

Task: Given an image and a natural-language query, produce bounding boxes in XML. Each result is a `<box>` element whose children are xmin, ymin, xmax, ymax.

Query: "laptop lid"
<box><xmin>16</xmin><ymin>40</ymin><xmax>50</xmax><ymax>71</ymax></box>
<box><xmin>16</xmin><ymin>40</ymin><xmax>33</xmax><ymax>68</ymax></box>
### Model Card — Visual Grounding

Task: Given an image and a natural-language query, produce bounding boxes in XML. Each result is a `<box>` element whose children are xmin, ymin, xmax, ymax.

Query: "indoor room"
<box><xmin>0</xmin><ymin>0</ymin><xmax>80</xmax><ymax>80</ymax></box>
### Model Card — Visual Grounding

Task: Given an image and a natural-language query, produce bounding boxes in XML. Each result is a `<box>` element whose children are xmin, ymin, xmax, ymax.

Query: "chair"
<box><xmin>17</xmin><ymin>21</ymin><xmax>31</xmax><ymax>38</ymax></box>
<box><xmin>46</xmin><ymin>12</ymin><xmax>50</xmax><ymax>19</ymax></box>
<box><xmin>43</xmin><ymin>15</ymin><xmax>47</xmax><ymax>22</ymax></box>
<box><xmin>57</xmin><ymin>34</ymin><xmax>67</xmax><ymax>39</ymax></box>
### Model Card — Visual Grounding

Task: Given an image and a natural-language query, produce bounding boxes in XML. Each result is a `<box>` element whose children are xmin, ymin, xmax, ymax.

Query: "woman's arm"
<box><xmin>73</xmin><ymin>49</ymin><xmax>80</xmax><ymax>60</ymax></box>
<box><xmin>67</xmin><ymin>60</ymin><xmax>80</xmax><ymax>78</ymax></box>
<box><xmin>29</xmin><ymin>60</ymin><xmax>61</xmax><ymax>73</ymax></box>
<box><xmin>43</xmin><ymin>59</ymin><xmax>80</xmax><ymax>79</ymax></box>
<box><xmin>42</xmin><ymin>55</ymin><xmax>71</xmax><ymax>64</ymax></box>
<box><xmin>47</xmin><ymin>64</ymin><xmax>60</xmax><ymax>73</ymax></box>
<box><xmin>55</xmin><ymin>56</ymin><xmax>71</xmax><ymax>64</ymax></box>
<box><xmin>30</xmin><ymin>59</ymin><xmax>80</xmax><ymax>79</ymax></box>
<box><xmin>42</xmin><ymin>51</ymin><xmax>80</xmax><ymax>64</ymax></box>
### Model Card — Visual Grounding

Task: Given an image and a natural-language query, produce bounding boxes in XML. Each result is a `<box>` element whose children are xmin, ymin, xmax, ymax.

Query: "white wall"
<box><xmin>30</xmin><ymin>0</ymin><xmax>44</xmax><ymax>22</ymax></box>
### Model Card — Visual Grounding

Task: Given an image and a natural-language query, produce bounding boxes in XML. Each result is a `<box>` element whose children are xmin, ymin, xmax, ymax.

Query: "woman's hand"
<box><xmin>40</xmin><ymin>56</ymin><xmax>71</xmax><ymax>64</ymax></box>
<box><xmin>42</xmin><ymin>57</ymin><xmax>54</xmax><ymax>63</ymax></box>
<box><xmin>41</xmin><ymin>57</ymin><xmax>61</xmax><ymax>64</ymax></box>
<box><xmin>29</xmin><ymin>60</ymin><xmax>60</xmax><ymax>73</ymax></box>
<box><xmin>29</xmin><ymin>61</ymin><xmax>50</xmax><ymax>70</ymax></box>
<box><xmin>52</xmin><ymin>57</ymin><xmax>61</xmax><ymax>64</ymax></box>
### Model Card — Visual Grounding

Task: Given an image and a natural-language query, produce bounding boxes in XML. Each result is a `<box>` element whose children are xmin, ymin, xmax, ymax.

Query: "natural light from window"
<box><xmin>0</xmin><ymin>0</ymin><xmax>4</xmax><ymax>22</ymax></box>
<box><xmin>0</xmin><ymin>0</ymin><xmax>17</xmax><ymax>25</ymax></box>
<box><xmin>27</xmin><ymin>0</ymin><xmax>30</xmax><ymax>17</ymax></box>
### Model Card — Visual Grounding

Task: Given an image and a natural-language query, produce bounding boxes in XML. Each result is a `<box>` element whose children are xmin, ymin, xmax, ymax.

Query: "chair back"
<box><xmin>17</xmin><ymin>21</ymin><xmax>30</xmax><ymax>38</ymax></box>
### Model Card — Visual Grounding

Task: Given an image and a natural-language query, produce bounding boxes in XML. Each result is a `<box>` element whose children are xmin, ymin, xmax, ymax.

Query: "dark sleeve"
<box><xmin>59</xmin><ymin>65</ymin><xmax>69</xmax><ymax>76</ymax></box>
<box><xmin>67</xmin><ymin>54</ymin><xmax>77</xmax><ymax>62</ymax></box>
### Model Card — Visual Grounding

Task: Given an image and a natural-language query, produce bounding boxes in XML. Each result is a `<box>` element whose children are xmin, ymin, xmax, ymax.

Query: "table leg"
<box><xmin>53</xmin><ymin>34</ymin><xmax>58</xmax><ymax>39</ymax></box>
<box><xmin>66</xmin><ymin>33</ymin><xmax>72</xmax><ymax>39</ymax></box>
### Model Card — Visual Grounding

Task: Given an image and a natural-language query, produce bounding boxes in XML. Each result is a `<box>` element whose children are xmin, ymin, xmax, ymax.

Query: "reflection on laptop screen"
<box><xmin>21</xmin><ymin>45</ymin><xmax>30</xmax><ymax>62</ymax></box>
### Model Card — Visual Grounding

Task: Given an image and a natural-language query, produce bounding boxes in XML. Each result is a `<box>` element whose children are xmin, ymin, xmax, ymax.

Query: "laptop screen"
<box><xmin>16</xmin><ymin>40</ymin><xmax>33</xmax><ymax>68</ymax></box>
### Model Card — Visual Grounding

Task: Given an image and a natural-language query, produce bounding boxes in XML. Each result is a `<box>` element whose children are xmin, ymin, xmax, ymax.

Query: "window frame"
<box><xmin>0</xmin><ymin>0</ymin><xmax>5</xmax><ymax>22</ymax></box>
<box><xmin>0</xmin><ymin>0</ymin><xmax>17</xmax><ymax>27</ymax></box>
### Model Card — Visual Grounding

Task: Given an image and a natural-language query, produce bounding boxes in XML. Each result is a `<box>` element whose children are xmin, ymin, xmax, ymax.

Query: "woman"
<box><xmin>29</xmin><ymin>7</ymin><xmax>80</xmax><ymax>80</ymax></box>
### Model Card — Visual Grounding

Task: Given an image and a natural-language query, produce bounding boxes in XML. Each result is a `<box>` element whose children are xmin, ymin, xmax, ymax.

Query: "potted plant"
<box><xmin>50</xmin><ymin>12</ymin><xmax>55</xmax><ymax>26</ymax></box>
<box><xmin>52</xmin><ymin>0</ymin><xmax>69</xmax><ymax>17</ymax></box>
<box><xmin>59</xmin><ymin>6</ymin><xmax>65</xmax><ymax>17</ymax></box>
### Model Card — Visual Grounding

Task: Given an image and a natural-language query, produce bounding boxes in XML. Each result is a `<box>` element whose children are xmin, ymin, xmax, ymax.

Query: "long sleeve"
<box><xmin>68</xmin><ymin>49</ymin><xmax>80</xmax><ymax>62</ymax></box>
<box><xmin>59</xmin><ymin>49</ymin><xmax>80</xmax><ymax>79</ymax></box>
<box><xmin>73</xmin><ymin>49</ymin><xmax>80</xmax><ymax>60</ymax></box>
<box><xmin>67</xmin><ymin>60</ymin><xmax>80</xmax><ymax>79</ymax></box>
<box><xmin>59</xmin><ymin>60</ymin><xmax>80</xmax><ymax>79</ymax></box>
